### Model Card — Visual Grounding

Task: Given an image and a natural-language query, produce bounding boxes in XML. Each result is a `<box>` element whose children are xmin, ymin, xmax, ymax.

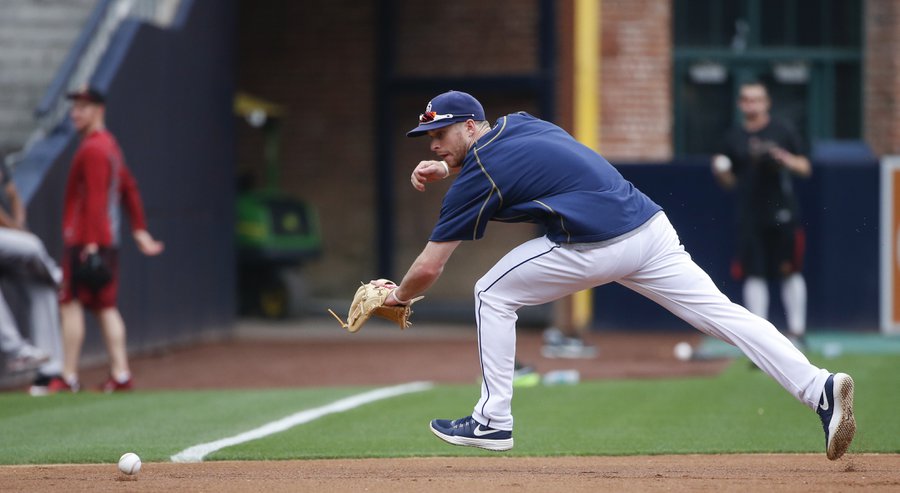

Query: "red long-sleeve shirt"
<box><xmin>62</xmin><ymin>129</ymin><xmax>147</xmax><ymax>247</ymax></box>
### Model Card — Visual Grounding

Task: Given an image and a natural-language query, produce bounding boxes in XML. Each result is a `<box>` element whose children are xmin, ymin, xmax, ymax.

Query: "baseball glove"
<box><xmin>74</xmin><ymin>251</ymin><xmax>112</xmax><ymax>291</ymax></box>
<box><xmin>328</xmin><ymin>279</ymin><xmax>423</xmax><ymax>333</ymax></box>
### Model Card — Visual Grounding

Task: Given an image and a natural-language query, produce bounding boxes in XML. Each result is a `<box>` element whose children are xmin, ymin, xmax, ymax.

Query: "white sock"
<box><xmin>743</xmin><ymin>277</ymin><xmax>769</xmax><ymax>319</ymax></box>
<box><xmin>114</xmin><ymin>371</ymin><xmax>132</xmax><ymax>384</ymax></box>
<box><xmin>781</xmin><ymin>273</ymin><xmax>807</xmax><ymax>336</ymax></box>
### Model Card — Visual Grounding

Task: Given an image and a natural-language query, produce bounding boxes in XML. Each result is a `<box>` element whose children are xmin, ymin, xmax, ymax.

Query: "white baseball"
<box><xmin>118</xmin><ymin>452</ymin><xmax>141</xmax><ymax>475</ymax></box>
<box><xmin>713</xmin><ymin>155</ymin><xmax>732</xmax><ymax>172</ymax></box>
<box><xmin>673</xmin><ymin>341</ymin><xmax>693</xmax><ymax>361</ymax></box>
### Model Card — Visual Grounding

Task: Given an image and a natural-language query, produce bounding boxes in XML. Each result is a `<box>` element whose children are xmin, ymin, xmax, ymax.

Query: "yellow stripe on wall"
<box><xmin>572</xmin><ymin>0</ymin><xmax>600</xmax><ymax>329</ymax></box>
<box><xmin>574</xmin><ymin>0</ymin><xmax>600</xmax><ymax>151</ymax></box>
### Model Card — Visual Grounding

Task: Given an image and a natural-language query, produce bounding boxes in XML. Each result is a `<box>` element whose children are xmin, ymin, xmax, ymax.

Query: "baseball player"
<box><xmin>380</xmin><ymin>90</ymin><xmax>855</xmax><ymax>460</ymax></box>
<box><xmin>712</xmin><ymin>81</ymin><xmax>811</xmax><ymax>350</ymax></box>
<box><xmin>57</xmin><ymin>86</ymin><xmax>164</xmax><ymax>393</ymax></box>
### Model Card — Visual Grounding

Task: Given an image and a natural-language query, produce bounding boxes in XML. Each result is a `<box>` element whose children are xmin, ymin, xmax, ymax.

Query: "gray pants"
<box><xmin>0</xmin><ymin>228</ymin><xmax>63</xmax><ymax>375</ymax></box>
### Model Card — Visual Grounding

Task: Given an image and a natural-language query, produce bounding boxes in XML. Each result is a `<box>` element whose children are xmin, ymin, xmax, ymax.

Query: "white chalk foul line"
<box><xmin>170</xmin><ymin>381</ymin><xmax>434</xmax><ymax>463</ymax></box>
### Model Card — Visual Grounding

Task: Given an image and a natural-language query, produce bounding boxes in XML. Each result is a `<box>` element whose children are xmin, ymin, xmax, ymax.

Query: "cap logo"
<box><xmin>425</xmin><ymin>101</ymin><xmax>433</xmax><ymax>112</ymax></box>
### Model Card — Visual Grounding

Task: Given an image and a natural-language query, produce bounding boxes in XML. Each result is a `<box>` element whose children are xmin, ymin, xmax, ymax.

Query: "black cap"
<box><xmin>65</xmin><ymin>86</ymin><xmax>105</xmax><ymax>104</ymax></box>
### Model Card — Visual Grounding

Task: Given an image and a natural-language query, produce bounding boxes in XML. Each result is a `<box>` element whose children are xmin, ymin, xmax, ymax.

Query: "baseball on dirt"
<box><xmin>673</xmin><ymin>341</ymin><xmax>693</xmax><ymax>361</ymax></box>
<box><xmin>118</xmin><ymin>452</ymin><xmax>141</xmax><ymax>475</ymax></box>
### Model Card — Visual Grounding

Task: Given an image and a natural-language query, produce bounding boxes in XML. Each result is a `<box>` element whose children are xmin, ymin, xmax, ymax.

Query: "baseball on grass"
<box><xmin>118</xmin><ymin>452</ymin><xmax>141</xmax><ymax>475</ymax></box>
<box><xmin>673</xmin><ymin>341</ymin><xmax>693</xmax><ymax>361</ymax></box>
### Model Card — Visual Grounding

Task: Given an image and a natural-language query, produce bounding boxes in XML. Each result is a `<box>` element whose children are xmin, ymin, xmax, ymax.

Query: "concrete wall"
<box><xmin>0</xmin><ymin>0</ymin><xmax>96</xmax><ymax>154</ymax></box>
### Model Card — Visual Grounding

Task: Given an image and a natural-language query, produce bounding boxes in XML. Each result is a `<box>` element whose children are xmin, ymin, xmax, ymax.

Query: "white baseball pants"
<box><xmin>0</xmin><ymin>228</ymin><xmax>63</xmax><ymax>376</ymax></box>
<box><xmin>472</xmin><ymin>213</ymin><xmax>830</xmax><ymax>431</ymax></box>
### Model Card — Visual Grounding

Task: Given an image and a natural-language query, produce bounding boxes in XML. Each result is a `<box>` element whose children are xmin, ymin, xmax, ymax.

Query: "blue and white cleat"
<box><xmin>429</xmin><ymin>415</ymin><xmax>513</xmax><ymax>451</ymax></box>
<box><xmin>817</xmin><ymin>373</ymin><xmax>856</xmax><ymax>460</ymax></box>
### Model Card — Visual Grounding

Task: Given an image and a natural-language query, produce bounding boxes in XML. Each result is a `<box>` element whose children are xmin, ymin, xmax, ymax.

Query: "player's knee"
<box><xmin>474</xmin><ymin>277</ymin><xmax>491</xmax><ymax>298</ymax></box>
<box><xmin>474</xmin><ymin>282</ymin><xmax>513</xmax><ymax>311</ymax></box>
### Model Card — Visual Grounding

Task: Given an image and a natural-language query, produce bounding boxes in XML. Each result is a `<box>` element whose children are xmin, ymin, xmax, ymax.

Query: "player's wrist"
<box><xmin>388</xmin><ymin>289</ymin><xmax>412</xmax><ymax>306</ymax></box>
<box><xmin>439</xmin><ymin>160</ymin><xmax>450</xmax><ymax>178</ymax></box>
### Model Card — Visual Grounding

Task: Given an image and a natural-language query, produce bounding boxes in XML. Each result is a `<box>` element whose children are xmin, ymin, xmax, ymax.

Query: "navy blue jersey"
<box><xmin>430</xmin><ymin>112</ymin><xmax>661</xmax><ymax>243</ymax></box>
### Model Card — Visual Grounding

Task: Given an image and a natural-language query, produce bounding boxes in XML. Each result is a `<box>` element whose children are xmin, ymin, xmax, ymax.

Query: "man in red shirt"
<box><xmin>54</xmin><ymin>86</ymin><xmax>164</xmax><ymax>393</ymax></box>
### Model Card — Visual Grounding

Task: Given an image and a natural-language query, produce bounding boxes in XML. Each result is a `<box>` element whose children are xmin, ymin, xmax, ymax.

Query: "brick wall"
<box><xmin>864</xmin><ymin>0</ymin><xmax>900</xmax><ymax>155</ymax></box>
<box><xmin>236</xmin><ymin>0</ymin><xmax>675</xmax><ymax>301</ymax></box>
<box><xmin>236</xmin><ymin>0</ymin><xmax>379</xmax><ymax>296</ymax></box>
<box><xmin>236</xmin><ymin>0</ymin><xmax>543</xmax><ymax>300</ymax></box>
<box><xmin>393</xmin><ymin>0</ymin><xmax>539</xmax><ymax>76</ymax></box>
<box><xmin>599</xmin><ymin>0</ymin><xmax>672</xmax><ymax>161</ymax></box>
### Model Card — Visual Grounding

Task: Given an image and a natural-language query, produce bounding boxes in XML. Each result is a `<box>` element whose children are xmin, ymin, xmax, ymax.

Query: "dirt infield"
<box><xmin>71</xmin><ymin>320</ymin><xmax>731</xmax><ymax>389</ymax></box>
<box><xmin>3</xmin><ymin>455</ymin><xmax>899</xmax><ymax>492</ymax></box>
<box><xmin>4</xmin><ymin>320</ymin><xmax>897</xmax><ymax>491</ymax></box>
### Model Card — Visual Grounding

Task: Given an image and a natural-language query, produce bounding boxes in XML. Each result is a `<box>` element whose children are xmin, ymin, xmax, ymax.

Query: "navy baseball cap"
<box><xmin>65</xmin><ymin>85</ymin><xmax>105</xmax><ymax>104</ymax></box>
<box><xmin>407</xmin><ymin>90</ymin><xmax>485</xmax><ymax>137</ymax></box>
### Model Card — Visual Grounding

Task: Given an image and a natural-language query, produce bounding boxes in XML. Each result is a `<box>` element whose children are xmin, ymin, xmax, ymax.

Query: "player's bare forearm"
<box><xmin>388</xmin><ymin>241</ymin><xmax>460</xmax><ymax>304</ymax></box>
<box><xmin>788</xmin><ymin>155</ymin><xmax>812</xmax><ymax>177</ymax></box>
<box><xmin>770</xmin><ymin>147</ymin><xmax>811</xmax><ymax>177</ymax></box>
<box><xmin>0</xmin><ymin>209</ymin><xmax>18</xmax><ymax>229</ymax></box>
<box><xmin>7</xmin><ymin>185</ymin><xmax>26</xmax><ymax>228</ymax></box>
<box><xmin>0</xmin><ymin>184</ymin><xmax>25</xmax><ymax>229</ymax></box>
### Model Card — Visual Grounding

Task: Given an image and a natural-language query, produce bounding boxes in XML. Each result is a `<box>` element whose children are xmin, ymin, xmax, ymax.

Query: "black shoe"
<box><xmin>429</xmin><ymin>415</ymin><xmax>513</xmax><ymax>451</ymax></box>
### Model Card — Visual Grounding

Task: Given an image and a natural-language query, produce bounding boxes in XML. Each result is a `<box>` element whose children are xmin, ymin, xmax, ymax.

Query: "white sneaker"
<box><xmin>6</xmin><ymin>344</ymin><xmax>49</xmax><ymax>373</ymax></box>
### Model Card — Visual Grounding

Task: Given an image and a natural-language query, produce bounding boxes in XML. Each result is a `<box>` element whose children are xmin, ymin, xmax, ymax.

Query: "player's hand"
<box><xmin>410</xmin><ymin>160</ymin><xmax>450</xmax><ymax>192</ymax></box>
<box><xmin>369</xmin><ymin>279</ymin><xmax>405</xmax><ymax>306</ymax></box>
<box><xmin>710</xmin><ymin>155</ymin><xmax>736</xmax><ymax>189</ymax></box>
<box><xmin>133</xmin><ymin>229</ymin><xmax>165</xmax><ymax>256</ymax></box>
<box><xmin>769</xmin><ymin>146</ymin><xmax>792</xmax><ymax>165</ymax></box>
<box><xmin>769</xmin><ymin>147</ymin><xmax>811</xmax><ymax>177</ymax></box>
<box><xmin>79</xmin><ymin>243</ymin><xmax>99</xmax><ymax>261</ymax></box>
<box><xmin>369</xmin><ymin>279</ymin><xmax>397</xmax><ymax>289</ymax></box>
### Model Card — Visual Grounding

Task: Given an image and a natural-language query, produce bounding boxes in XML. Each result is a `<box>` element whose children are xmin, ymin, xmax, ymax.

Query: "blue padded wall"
<box><xmin>594</xmin><ymin>159</ymin><xmax>879</xmax><ymax>333</ymax></box>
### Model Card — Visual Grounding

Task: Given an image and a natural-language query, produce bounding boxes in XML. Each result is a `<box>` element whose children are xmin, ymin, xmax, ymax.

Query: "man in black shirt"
<box><xmin>712</xmin><ymin>81</ymin><xmax>811</xmax><ymax>349</ymax></box>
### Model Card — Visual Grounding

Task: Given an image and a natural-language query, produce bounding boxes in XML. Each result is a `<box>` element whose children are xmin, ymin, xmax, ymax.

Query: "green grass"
<box><xmin>0</xmin><ymin>387</ymin><xmax>365</xmax><ymax>464</ymax></box>
<box><xmin>1</xmin><ymin>353</ymin><xmax>898</xmax><ymax>464</ymax></box>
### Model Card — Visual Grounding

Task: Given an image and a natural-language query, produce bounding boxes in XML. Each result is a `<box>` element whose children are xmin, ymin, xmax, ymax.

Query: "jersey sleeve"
<box><xmin>118</xmin><ymin>163</ymin><xmax>148</xmax><ymax>232</ymax></box>
<box><xmin>429</xmin><ymin>169</ymin><xmax>501</xmax><ymax>242</ymax></box>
